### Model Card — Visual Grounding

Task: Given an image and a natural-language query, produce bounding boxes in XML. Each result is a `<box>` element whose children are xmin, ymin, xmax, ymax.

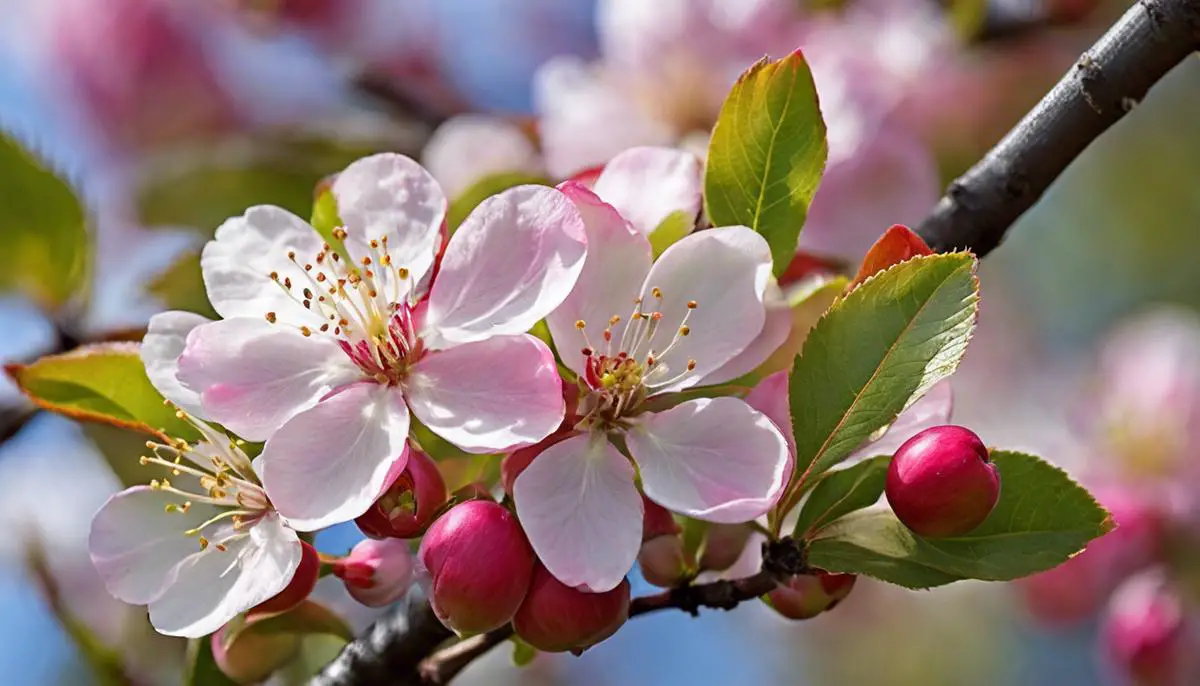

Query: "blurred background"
<box><xmin>1</xmin><ymin>0</ymin><xmax>1199</xmax><ymax>684</ymax></box>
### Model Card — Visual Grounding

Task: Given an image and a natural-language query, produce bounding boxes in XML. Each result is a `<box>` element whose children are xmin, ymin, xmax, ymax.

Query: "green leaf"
<box><xmin>446</xmin><ymin>171</ymin><xmax>548</xmax><ymax>232</ymax></box>
<box><xmin>185</xmin><ymin>637</ymin><xmax>238</xmax><ymax>686</ymax></box>
<box><xmin>147</xmin><ymin>250</ymin><xmax>219</xmax><ymax>319</ymax></box>
<box><xmin>6</xmin><ymin>343</ymin><xmax>199</xmax><ymax>442</ymax></box>
<box><xmin>0</xmin><ymin>132</ymin><xmax>89</xmax><ymax>309</ymax></box>
<box><xmin>787</xmin><ymin>253</ymin><xmax>978</xmax><ymax>497</ymax></box>
<box><xmin>704</xmin><ymin>51</ymin><xmax>828</xmax><ymax>275</ymax></box>
<box><xmin>806</xmin><ymin>451</ymin><xmax>1114</xmax><ymax>589</ymax></box>
<box><xmin>793</xmin><ymin>456</ymin><xmax>889</xmax><ymax>539</ymax></box>
<box><xmin>648</xmin><ymin>210</ymin><xmax>694</xmax><ymax>257</ymax></box>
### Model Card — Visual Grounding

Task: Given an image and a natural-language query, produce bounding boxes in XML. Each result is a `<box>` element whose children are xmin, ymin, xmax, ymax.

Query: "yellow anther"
<box><xmin>287</xmin><ymin>250</ymin><xmax>296</xmax><ymax>260</ymax></box>
<box><xmin>687</xmin><ymin>300</ymin><xmax>698</xmax><ymax>309</ymax></box>
<box><xmin>300</xmin><ymin>326</ymin><xmax>312</xmax><ymax>337</ymax></box>
<box><xmin>679</xmin><ymin>326</ymin><xmax>690</xmax><ymax>336</ymax></box>
<box><xmin>332</xmin><ymin>228</ymin><xmax>348</xmax><ymax>240</ymax></box>
<box><xmin>575</xmin><ymin>320</ymin><xmax>587</xmax><ymax>330</ymax></box>
<box><xmin>687</xmin><ymin>359</ymin><xmax>697</xmax><ymax>371</ymax></box>
<box><xmin>651</xmin><ymin>287</ymin><xmax>663</xmax><ymax>298</ymax></box>
<box><xmin>265</xmin><ymin>312</ymin><xmax>277</xmax><ymax>323</ymax></box>
<box><xmin>398</xmin><ymin>267</ymin><xmax>409</xmax><ymax>280</ymax></box>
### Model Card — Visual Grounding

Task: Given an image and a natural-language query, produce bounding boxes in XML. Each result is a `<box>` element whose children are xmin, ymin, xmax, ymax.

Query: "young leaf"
<box><xmin>792</xmin><ymin>456</ymin><xmax>889</xmax><ymax>539</ymax></box>
<box><xmin>648</xmin><ymin>210</ymin><xmax>694</xmax><ymax>257</ymax></box>
<box><xmin>704</xmin><ymin>50</ymin><xmax>828</xmax><ymax>275</ymax></box>
<box><xmin>806</xmin><ymin>451</ymin><xmax>1113</xmax><ymax>589</ymax></box>
<box><xmin>446</xmin><ymin>171</ymin><xmax>548</xmax><ymax>232</ymax></box>
<box><xmin>849</xmin><ymin>225</ymin><xmax>933</xmax><ymax>289</ymax></box>
<box><xmin>787</xmin><ymin>253</ymin><xmax>978</xmax><ymax>498</ymax></box>
<box><xmin>6</xmin><ymin>343</ymin><xmax>199</xmax><ymax>442</ymax></box>
<box><xmin>0</xmin><ymin>132</ymin><xmax>89</xmax><ymax>309</ymax></box>
<box><xmin>511</xmin><ymin>635</ymin><xmax>538</xmax><ymax>667</ymax></box>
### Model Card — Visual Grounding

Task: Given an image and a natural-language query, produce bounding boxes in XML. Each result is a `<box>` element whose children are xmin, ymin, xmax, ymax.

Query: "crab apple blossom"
<box><xmin>356</xmin><ymin>448</ymin><xmax>447</xmax><ymax>539</ymax></box>
<box><xmin>514</xmin><ymin>564</ymin><xmax>632</xmax><ymax>653</ymax></box>
<box><xmin>1101</xmin><ymin>570</ymin><xmax>1192</xmax><ymax>686</ymax></box>
<box><xmin>334</xmin><ymin>538</ymin><xmax>416</xmax><ymax>608</ymax></box>
<box><xmin>419</xmin><ymin>500</ymin><xmax>535</xmax><ymax>634</ymax></box>
<box><xmin>886</xmin><ymin>425</ymin><xmax>1000</xmax><ymax>538</ymax></box>
<box><xmin>212</xmin><ymin>619</ymin><xmax>299</xmax><ymax>684</ymax></box>
<box><xmin>88</xmin><ymin>411</ymin><xmax>302</xmax><ymax>638</ymax></box>
<box><xmin>767</xmin><ymin>572</ymin><xmax>857</xmax><ymax>621</ymax></box>
<box><xmin>515</xmin><ymin>183</ymin><xmax>790</xmax><ymax>593</ymax></box>
<box><xmin>162</xmin><ymin>153</ymin><xmax>586</xmax><ymax>530</ymax></box>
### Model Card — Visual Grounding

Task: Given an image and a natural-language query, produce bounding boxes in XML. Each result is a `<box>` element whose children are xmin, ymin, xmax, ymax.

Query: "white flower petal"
<box><xmin>629</xmin><ymin>397</ymin><xmax>789</xmax><ymax>523</ymax></box>
<box><xmin>201</xmin><ymin>206</ymin><xmax>326</xmax><ymax>324</ymax></box>
<box><xmin>141</xmin><ymin>311</ymin><xmax>211</xmax><ymax>416</ymax></box>
<box><xmin>423</xmin><ymin>185</ymin><xmax>587</xmax><ymax>347</ymax></box>
<box><xmin>89</xmin><ymin>486</ymin><xmax>225</xmax><ymax>605</ymax></box>
<box><xmin>259</xmin><ymin>383</ymin><xmax>410</xmax><ymax>531</ymax></box>
<box><xmin>592</xmin><ymin>146</ymin><xmax>702</xmax><ymax>236</ymax></box>
<box><xmin>699</xmin><ymin>278</ymin><xmax>791</xmax><ymax>385</ymax></box>
<box><xmin>176</xmin><ymin>318</ymin><xmax>362</xmax><ymax>442</ymax></box>
<box><xmin>147</xmin><ymin>513</ymin><xmax>301</xmax><ymax>638</ymax></box>
<box><xmin>514</xmin><ymin>433</ymin><xmax>642</xmax><ymax>592</ymax></box>
<box><xmin>546</xmin><ymin>182</ymin><xmax>652</xmax><ymax>377</ymax></box>
<box><xmin>332</xmin><ymin>153</ymin><xmax>447</xmax><ymax>288</ymax></box>
<box><xmin>405</xmin><ymin>335</ymin><xmax>563</xmax><ymax>453</ymax></box>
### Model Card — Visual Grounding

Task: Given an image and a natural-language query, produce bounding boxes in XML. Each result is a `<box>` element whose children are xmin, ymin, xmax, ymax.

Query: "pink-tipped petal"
<box><xmin>259</xmin><ymin>384</ymin><xmax>411</xmax><ymax>531</ymax></box>
<box><xmin>546</xmin><ymin>183</ymin><xmax>652</xmax><ymax>376</ymax></box>
<box><xmin>591</xmin><ymin>146</ymin><xmax>702</xmax><ymax>237</ymax></box>
<box><xmin>744</xmin><ymin>369</ymin><xmax>796</xmax><ymax>470</ymax></box>
<box><xmin>176</xmin><ymin>318</ymin><xmax>362</xmax><ymax>442</ymax></box>
<box><xmin>629</xmin><ymin>397</ymin><xmax>789</xmax><ymax>523</ymax></box>
<box><xmin>406</xmin><ymin>335</ymin><xmax>564</xmax><ymax>453</ymax></box>
<box><xmin>89</xmin><ymin>486</ymin><xmax>224</xmax><ymax>605</ymax></box>
<box><xmin>332</xmin><ymin>153</ymin><xmax>447</xmax><ymax>289</ymax></box>
<box><xmin>141</xmin><ymin>310</ymin><xmax>211</xmax><ymax>416</ymax></box>
<box><xmin>854</xmin><ymin>380</ymin><xmax>953</xmax><ymax>460</ymax></box>
<box><xmin>147</xmin><ymin>514</ymin><xmax>301</xmax><ymax>638</ymax></box>
<box><xmin>423</xmin><ymin>185</ymin><xmax>588</xmax><ymax>347</ymax></box>
<box><xmin>699</xmin><ymin>279</ymin><xmax>792</xmax><ymax>385</ymax></box>
<box><xmin>201</xmin><ymin>206</ymin><xmax>326</xmax><ymax>325</ymax></box>
<box><xmin>638</xmin><ymin>227</ymin><xmax>773</xmax><ymax>392</ymax></box>
<box><xmin>514</xmin><ymin>433</ymin><xmax>642</xmax><ymax>592</ymax></box>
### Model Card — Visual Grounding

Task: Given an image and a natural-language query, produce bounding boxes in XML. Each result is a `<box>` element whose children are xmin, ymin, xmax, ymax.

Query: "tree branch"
<box><xmin>916</xmin><ymin>0</ymin><xmax>1200</xmax><ymax>257</ymax></box>
<box><xmin>312</xmin><ymin>2</ymin><xmax>1200</xmax><ymax>683</ymax></box>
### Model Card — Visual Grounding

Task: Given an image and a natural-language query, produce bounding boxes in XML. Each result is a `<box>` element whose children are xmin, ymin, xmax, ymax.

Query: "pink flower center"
<box><xmin>573</xmin><ymin>288</ymin><xmax>699</xmax><ymax>429</ymax></box>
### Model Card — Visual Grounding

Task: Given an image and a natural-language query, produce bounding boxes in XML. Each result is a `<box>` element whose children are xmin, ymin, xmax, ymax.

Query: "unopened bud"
<box><xmin>766</xmin><ymin>572</ymin><xmax>857</xmax><ymax>620</ymax></box>
<box><xmin>335</xmin><ymin>538</ymin><xmax>416</xmax><ymax>608</ymax></box>
<box><xmin>212</xmin><ymin>622</ymin><xmax>299</xmax><ymax>684</ymax></box>
<box><xmin>356</xmin><ymin>449</ymin><xmax>447</xmax><ymax>539</ymax></box>
<box><xmin>251</xmin><ymin>541</ymin><xmax>318</xmax><ymax>616</ymax></box>
<box><xmin>699</xmin><ymin>523</ymin><xmax>752</xmax><ymax>572</ymax></box>
<box><xmin>886</xmin><ymin>425</ymin><xmax>1000</xmax><ymax>537</ymax></box>
<box><xmin>1102</xmin><ymin>570</ymin><xmax>1189</xmax><ymax>685</ymax></box>
<box><xmin>513</xmin><ymin>564</ymin><xmax>631</xmax><ymax>653</ymax></box>
<box><xmin>638</xmin><ymin>535</ymin><xmax>694</xmax><ymax>588</ymax></box>
<box><xmin>418</xmin><ymin>500</ymin><xmax>535</xmax><ymax>634</ymax></box>
<box><xmin>642</xmin><ymin>495</ymin><xmax>681</xmax><ymax>541</ymax></box>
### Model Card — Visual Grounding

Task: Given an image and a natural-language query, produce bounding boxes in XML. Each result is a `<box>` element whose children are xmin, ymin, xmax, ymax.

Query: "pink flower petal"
<box><xmin>636</xmin><ymin>227</ymin><xmax>773</xmax><ymax>392</ymax></box>
<box><xmin>852</xmin><ymin>380</ymin><xmax>953</xmax><ymax>460</ymax></box>
<box><xmin>423</xmin><ymin>185</ymin><xmax>587</xmax><ymax>347</ymax></box>
<box><xmin>423</xmin><ymin>114</ymin><xmax>543</xmax><ymax>199</ymax></box>
<box><xmin>546</xmin><ymin>183</ymin><xmax>652</xmax><ymax>377</ymax></box>
<box><xmin>744</xmin><ymin>369</ymin><xmax>796</xmax><ymax>463</ymax></box>
<box><xmin>699</xmin><ymin>279</ymin><xmax>792</xmax><ymax>385</ymax></box>
<box><xmin>141</xmin><ymin>311</ymin><xmax>211</xmax><ymax>416</ymax></box>
<box><xmin>259</xmin><ymin>383</ymin><xmax>411</xmax><ymax>531</ymax></box>
<box><xmin>592</xmin><ymin>146</ymin><xmax>701</xmax><ymax>237</ymax></box>
<box><xmin>513</xmin><ymin>433</ymin><xmax>642</xmax><ymax>592</ymax></box>
<box><xmin>332</xmin><ymin>153</ymin><xmax>447</xmax><ymax>288</ymax></box>
<box><xmin>406</xmin><ymin>334</ymin><xmax>564</xmax><ymax>453</ymax></box>
<box><xmin>147</xmin><ymin>513</ymin><xmax>301</xmax><ymax>637</ymax></box>
<box><xmin>176</xmin><ymin>318</ymin><xmax>362</xmax><ymax>442</ymax></box>
<box><xmin>89</xmin><ymin>486</ymin><xmax>225</xmax><ymax>605</ymax></box>
<box><xmin>201</xmin><ymin>206</ymin><xmax>326</xmax><ymax>325</ymax></box>
<box><xmin>628</xmin><ymin>397</ymin><xmax>789</xmax><ymax>523</ymax></box>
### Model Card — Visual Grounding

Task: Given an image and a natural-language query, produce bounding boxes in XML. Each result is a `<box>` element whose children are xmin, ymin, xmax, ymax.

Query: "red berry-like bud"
<box><xmin>418</xmin><ymin>500</ymin><xmax>535</xmax><ymax>634</ymax></box>
<box><xmin>357</xmin><ymin>450</ymin><xmax>447</xmax><ymax>539</ymax></box>
<box><xmin>642</xmin><ymin>496</ymin><xmax>682</xmax><ymax>541</ymax></box>
<box><xmin>334</xmin><ymin>538</ymin><xmax>416</xmax><ymax>608</ymax></box>
<box><xmin>513</xmin><ymin>564</ymin><xmax>631</xmax><ymax>653</ymax></box>
<box><xmin>211</xmin><ymin>621</ymin><xmax>299</xmax><ymax>684</ymax></box>
<box><xmin>699</xmin><ymin>523</ymin><xmax>752</xmax><ymax>572</ymax></box>
<box><xmin>251</xmin><ymin>541</ymin><xmax>319</xmax><ymax>616</ymax></box>
<box><xmin>637</xmin><ymin>535</ymin><xmax>694</xmax><ymax>588</ymax></box>
<box><xmin>885</xmin><ymin>425</ymin><xmax>1000</xmax><ymax>537</ymax></box>
<box><xmin>766</xmin><ymin>572</ymin><xmax>857</xmax><ymax>620</ymax></box>
<box><xmin>1102</xmin><ymin>571</ymin><xmax>1188</xmax><ymax>685</ymax></box>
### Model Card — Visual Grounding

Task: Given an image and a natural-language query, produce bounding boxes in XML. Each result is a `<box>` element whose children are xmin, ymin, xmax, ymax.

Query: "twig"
<box><xmin>916</xmin><ymin>0</ymin><xmax>1200</xmax><ymax>257</ymax></box>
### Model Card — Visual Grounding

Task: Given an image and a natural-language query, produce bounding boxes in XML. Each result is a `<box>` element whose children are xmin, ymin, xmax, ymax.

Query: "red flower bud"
<box><xmin>642</xmin><ymin>495</ymin><xmax>682</xmax><ymax>541</ymax></box>
<box><xmin>418</xmin><ymin>500</ymin><xmax>535</xmax><ymax>634</ymax></box>
<box><xmin>1102</xmin><ymin>571</ymin><xmax>1188</xmax><ymax>685</ymax></box>
<box><xmin>699</xmin><ymin>523</ymin><xmax>753</xmax><ymax>572</ymax></box>
<box><xmin>885</xmin><ymin>425</ymin><xmax>1000</xmax><ymax>537</ymax></box>
<box><xmin>766</xmin><ymin>572</ymin><xmax>857</xmax><ymax>620</ymax></box>
<box><xmin>357</xmin><ymin>449</ymin><xmax>447</xmax><ymax>539</ymax></box>
<box><xmin>637</xmin><ymin>535</ymin><xmax>694</xmax><ymax>588</ymax></box>
<box><xmin>211</xmin><ymin>621</ymin><xmax>299</xmax><ymax>684</ymax></box>
<box><xmin>335</xmin><ymin>538</ymin><xmax>416</xmax><ymax>608</ymax></box>
<box><xmin>513</xmin><ymin>564</ymin><xmax>631</xmax><ymax>653</ymax></box>
<box><xmin>251</xmin><ymin>541</ymin><xmax>319</xmax><ymax>616</ymax></box>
